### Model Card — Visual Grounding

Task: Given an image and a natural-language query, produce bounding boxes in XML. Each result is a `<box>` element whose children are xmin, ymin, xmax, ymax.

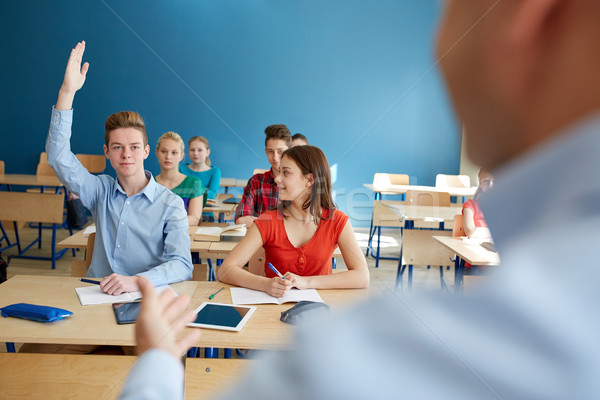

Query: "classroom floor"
<box><xmin>1</xmin><ymin>224</ymin><xmax>482</xmax><ymax>354</ymax></box>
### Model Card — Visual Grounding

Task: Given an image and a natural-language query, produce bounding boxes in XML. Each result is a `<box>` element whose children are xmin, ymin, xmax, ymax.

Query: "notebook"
<box><xmin>75</xmin><ymin>284</ymin><xmax>174</xmax><ymax>306</ymax></box>
<box><xmin>230</xmin><ymin>287</ymin><xmax>324</xmax><ymax>305</ymax></box>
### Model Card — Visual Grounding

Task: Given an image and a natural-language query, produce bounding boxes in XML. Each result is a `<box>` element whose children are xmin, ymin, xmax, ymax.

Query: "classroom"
<box><xmin>2</xmin><ymin>0</ymin><xmax>598</xmax><ymax>399</ymax></box>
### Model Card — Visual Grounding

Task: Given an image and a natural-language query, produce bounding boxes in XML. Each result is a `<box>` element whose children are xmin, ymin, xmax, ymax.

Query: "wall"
<box><xmin>0</xmin><ymin>0</ymin><xmax>459</xmax><ymax>226</ymax></box>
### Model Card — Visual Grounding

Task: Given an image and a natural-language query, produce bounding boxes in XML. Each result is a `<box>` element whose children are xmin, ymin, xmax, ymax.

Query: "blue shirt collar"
<box><xmin>113</xmin><ymin>170</ymin><xmax>157</xmax><ymax>202</ymax></box>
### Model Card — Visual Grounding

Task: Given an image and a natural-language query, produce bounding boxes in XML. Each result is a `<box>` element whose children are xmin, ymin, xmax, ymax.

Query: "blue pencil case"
<box><xmin>1</xmin><ymin>303</ymin><xmax>73</xmax><ymax>323</ymax></box>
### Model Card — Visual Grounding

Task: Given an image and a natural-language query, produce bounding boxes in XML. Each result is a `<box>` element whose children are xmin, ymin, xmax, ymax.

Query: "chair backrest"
<box><xmin>192</xmin><ymin>264</ymin><xmax>209</xmax><ymax>281</ymax></box>
<box><xmin>435</xmin><ymin>174</ymin><xmax>471</xmax><ymax>188</ymax></box>
<box><xmin>185</xmin><ymin>359</ymin><xmax>250</xmax><ymax>400</ymax></box>
<box><xmin>76</xmin><ymin>154</ymin><xmax>106</xmax><ymax>174</ymax></box>
<box><xmin>373</xmin><ymin>173</ymin><xmax>409</xmax><ymax>187</ymax></box>
<box><xmin>0</xmin><ymin>192</ymin><xmax>64</xmax><ymax>224</ymax></box>
<box><xmin>0</xmin><ymin>160</ymin><xmax>4</xmax><ymax>174</ymax></box>
<box><xmin>452</xmin><ymin>214</ymin><xmax>465</xmax><ymax>237</ymax></box>
<box><xmin>253</xmin><ymin>168</ymin><xmax>269</xmax><ymax>175</ymax></box>
<box><xmin>36</xmin><ymin>161</ymin><xmax>56</xmax><ymax>177</ymax></box>
<box><xmin>401</xmin><ymin>229</ymin><xmax>454</xmax><ymax>267</ymax></box>
<box><xmin>405</xmin><ymin>190</ymin><xmax>451</xmax><ymax>207</ymax></box>
<box><xmin>372</xmin><ymin>200</ymin><xmax>404</xmax><ymax>227</ymax></box>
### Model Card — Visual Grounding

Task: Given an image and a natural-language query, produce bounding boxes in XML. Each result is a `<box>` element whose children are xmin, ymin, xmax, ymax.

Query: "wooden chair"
<box><xmin>405</xmin><ymin>190</ymin><xmax>451</xmax><ymax>229</ymax></box>
<box><xmin>372</xmin><ymin>172</ymin><xmax>409</xmax><ymax>188</ymax></box>
<box><xmin>435</xmin><ymin>174</ymin><xmax>471</xmax><ymax>188</ymax></box>
<box><xmin>70</xmin><ymin>233</ymin><xmax>95</xmax><ymax>277</ymax></box>
<box><xmin>192</xmin><ymin>263</ymin><xmax>209</xmax><ymax>281</ymax></box>
<box><xmin>366</xmin><ymin>173</ymin><xmax>410</xmax><ymax>264</ymax></box>
<box><xmin>405</xmin><ymin>190</ymin><xmax>451</xmax><ymax>207</ymax></box>
<box><xmin>0</xmin><ymin>192</ymin><xmax>67</xmax><ymax>269</ymax></box>
<box><xmin>75</xmin><ymin>154</ymin><xmax>106</xmax><ymax>174</ymax></box>
<box><xmin>0</xmin><ymin>160</ymin><xmax>4</xmax><ymax>174</ymax></box>
<box><xmin>368</xmin><ymin>200</ymin><xmax>405</xmax><ymax>268</ymax></box>
<box><xmin>396</xmin><ymin>229</ymin><xmax>455</xmax><ymax>291</ymax></box>
<box><xmin>252</xmin><ymin>168</ymin><xmax>269</xmax><ymax>175</ymax></box>
<box><xmin>0</xmin><ymin>353</ymin><xmax>136</xmax><ymax>399</ymax></box>
<box><xmin>185</xmin><ymin>358</ymin><xmax>250</xmax><ymax>400</ymax></box>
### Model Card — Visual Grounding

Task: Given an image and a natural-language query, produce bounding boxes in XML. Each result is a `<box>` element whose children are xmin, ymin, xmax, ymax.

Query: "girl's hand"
<box><xmin>284</xmin><ymin>272</ymin><xmax>309</xmax><ymax>290</ymax></box>
<box><xmin>262</xmin><ymin>276</ymin><xmax>292</xmax><ymax>297</ymax></box>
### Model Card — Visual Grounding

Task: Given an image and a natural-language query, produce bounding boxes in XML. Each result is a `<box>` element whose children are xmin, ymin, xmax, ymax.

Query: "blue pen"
<box><xmin>267</xmin><ymin>262</ymin><xmax>285</xmax><ymax>279</ymax></box>
<box><xmin>80</xmin><ymin>278</ymin><xmax>101</xmax><ymax>285</ymax></box>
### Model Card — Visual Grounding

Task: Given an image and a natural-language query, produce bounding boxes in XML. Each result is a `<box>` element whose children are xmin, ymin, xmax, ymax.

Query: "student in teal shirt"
<box><xmin>155</xmin><ymin>131</ymin><xmax>206</xmax><ymax>226</ymax></box>
<box><xmin>179</xmin><ymin>136</ymin><xmax>221</xmax><ymax>200</ymax></box>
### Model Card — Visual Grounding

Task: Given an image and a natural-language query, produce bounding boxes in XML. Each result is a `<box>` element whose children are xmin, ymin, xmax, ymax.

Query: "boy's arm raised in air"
<box><xmin>56</xmin><ymin>41</ymin><xmax>89</xmax><ymax>111</ymax></box>
<box><xmin>46</xmin><ymin>41</ymin><xmax>100</xmax><ymax>209</ymax></box>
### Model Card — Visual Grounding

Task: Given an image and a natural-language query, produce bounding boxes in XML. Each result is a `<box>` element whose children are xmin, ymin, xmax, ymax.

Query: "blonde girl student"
<box><xmin>217</xmin><ymin>145</ymin><xmax>369</xmax><ymax>297</ymax></box>
<box><xmin>179</xmin><ymin>136</ymin><xmax>221</xmax><ymax>200</ymax></box>
<box><xmin>155</xmin><ymin>132</ymin><xmax>206</xmax><ymax>226</ymax></box>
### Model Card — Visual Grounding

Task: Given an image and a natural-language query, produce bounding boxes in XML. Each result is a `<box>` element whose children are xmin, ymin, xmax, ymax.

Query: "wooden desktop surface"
<box><xmin>363</xmin><ymin>183</ymin><xmax>476</xmax><ymax>198</ymax></box>
<box><xmin>433</xmin><ymin>236</ymin><xmax>500</xmax><ymax>266</ymax></box>
<box><xmin>185</xmin><ymin>282</ymin><xmax>374</xmax><ymax>350</ymax></box>
<box><xmin>384</xmin><ymin>203</ymin><xmax>463</xmax><ymax>222</ymax></box>
<box><xmin>0</xmin><ymin>174</ymin><xmax>63</xmax><ymax>188</ymax></box>
<box><xmin>0</xmin><ymin>276</ymin><xmax>373</xmax><ymax>350</ymax></box>
<box><xmin>0</xmin><ymin>275</ymin><xmax>197</xmax><ymax>346</ymax></box>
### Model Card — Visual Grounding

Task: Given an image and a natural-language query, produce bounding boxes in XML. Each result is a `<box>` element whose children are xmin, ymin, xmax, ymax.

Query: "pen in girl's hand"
<box><xmin>80</xmin><ymin>278</ymin><xmax>101</xmax><ymax>285</ymax></box>
<box><xmin>267</xmin><ymin>262</ymin><xmax>285</xmax><ymax>279</ymax></box>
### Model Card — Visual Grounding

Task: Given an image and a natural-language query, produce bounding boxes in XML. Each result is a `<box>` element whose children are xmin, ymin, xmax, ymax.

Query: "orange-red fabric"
<box><xmin>255</xmin><ymin>208</ymin><xmax>348</xmax><ymax>278</ymax></box>
<box><xmin>462</xmin><ymin>199</ymin><xmax>487</xmax><ymax>228</ymax></box>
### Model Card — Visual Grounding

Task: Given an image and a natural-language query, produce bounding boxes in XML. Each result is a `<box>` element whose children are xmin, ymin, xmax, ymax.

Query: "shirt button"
<box><xmin>121</xmin><ymin>222</ymin><xmax>125</xmax><ymax>225</ymax></box>
<box><xmin>126</xmin><ymin>201</ymin><xmax>131</xmax><ymax>205</ymax></box>
<box><xmin>114</xmin><ymin>265</ymin><xmax>118</xmax><ymax>269</ymax></box>
<box><xmin>117</xmin><ymin>244</ymin><xmax>121</xmax><ymax>248</ymax></box>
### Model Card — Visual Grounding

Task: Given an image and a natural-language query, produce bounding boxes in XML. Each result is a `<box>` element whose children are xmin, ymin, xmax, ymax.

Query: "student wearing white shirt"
<box><xmin>121</xmin><ymin>1</ymin><xmax>600</xmax><ymax>398</ymax></box>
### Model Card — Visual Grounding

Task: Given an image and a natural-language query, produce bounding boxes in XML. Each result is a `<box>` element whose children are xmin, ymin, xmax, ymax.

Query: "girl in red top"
<box><xmin>217</xmin><ymin>146</ymin><xmax>369</xmax><ymax>298</ymax></box>
<box><xmin>462</xmin><ymin>168</ymin><xmax>494</xmax><ymax>238</ymax></box>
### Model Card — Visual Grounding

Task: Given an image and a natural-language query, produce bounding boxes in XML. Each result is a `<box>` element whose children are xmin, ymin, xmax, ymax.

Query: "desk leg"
<box><xmin>6</xmin><ymin>342</ymin><xmax>15</xmax><ymax>352</ymax></box>
<box><xmin>454</xmin><ymin>258</ymin><xmax>465</xmax><ymax>293</ymax></box>
<box><xmin>205</xmin><ymin>348</ymin><xmax>218</xmax><ymax>358</ymax></box>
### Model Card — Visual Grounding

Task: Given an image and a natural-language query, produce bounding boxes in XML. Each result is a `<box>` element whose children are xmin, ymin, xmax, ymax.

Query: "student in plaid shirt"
<box><xmin>235</xmin><ymin>124</ymin><xmax>292</xmax><ymax>227</ymax></box>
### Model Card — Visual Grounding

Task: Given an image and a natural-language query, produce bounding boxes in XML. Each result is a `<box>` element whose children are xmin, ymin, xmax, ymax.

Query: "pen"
<box><xmin>267</xmin><ymin>262</ymin><xmax>285</xmax><ymax>279</ymax></box>
<box><xmin>80</xmin><ymin>278</ymin><xmax>101</xmax><ymax>285</ymax></box>
<box><xmin>208</xmin><ymin>286</ymin><xmax>225</xmax><ymax>300</ymax></box>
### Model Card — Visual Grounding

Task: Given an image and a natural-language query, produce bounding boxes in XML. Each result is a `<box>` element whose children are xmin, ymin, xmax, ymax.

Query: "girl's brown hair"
<box><xmin>279</xmin><ymin>145</ymin><xmax>336</xmax><ymax>224</ymax></box>
<box><xmin>189</xmin><ymin>136</ymin><xmax>211</xmax><ymax>166</ymax></box>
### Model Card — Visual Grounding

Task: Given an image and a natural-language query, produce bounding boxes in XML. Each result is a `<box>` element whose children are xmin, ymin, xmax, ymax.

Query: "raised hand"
<box><xmin>56</xmin><ymin>41</ymin><xmax>90</xmax><ymax>111</ymax></box>
<box><xmin>135</xmin><ymin>277</ymin><xmax>201</xmax><ymax>358</ymax></box>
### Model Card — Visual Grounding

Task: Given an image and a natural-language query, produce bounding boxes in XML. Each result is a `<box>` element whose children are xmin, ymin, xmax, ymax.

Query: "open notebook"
<box><xmin>75</xmin><ymin>284</ymin><xmax>174</xmax><ymax>306</ymax></box>
<box><xmin>230</xmin><ymin>287</ymin><xmax>323</xmax><ymax>305</ymax></box>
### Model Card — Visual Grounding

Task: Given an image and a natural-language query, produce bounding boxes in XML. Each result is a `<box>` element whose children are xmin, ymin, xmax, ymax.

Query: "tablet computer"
<box><xmin>188</xmin><ymin>302</ymin><xmax>256</xmax><ymax>332</ymax></box>
<box><xmin>112</xmin><ymin>301</ymin><xmax>141</xmax><ymax>325</ymax></box>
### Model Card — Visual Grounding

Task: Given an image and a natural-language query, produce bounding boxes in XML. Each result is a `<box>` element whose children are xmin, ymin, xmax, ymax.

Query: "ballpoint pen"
<box><xmin>80</xmin><ymin>278</ymin><xmax>101</xmax><ymax>285</ymax></box>
<box><xmin>208</xmin><ymin>286</ymin><xmax>225</xmax><ymax>300</ymax></box>
<box><xmin>267</xmin><ymin>262</ymin><xmax>285</xmax><ymax>279</ymax></box>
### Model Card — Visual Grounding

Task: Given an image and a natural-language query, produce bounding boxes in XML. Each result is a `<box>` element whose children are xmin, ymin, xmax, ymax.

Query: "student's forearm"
<box><xmin>56</xmin><ymin>87</ymin><xmax>76</xmax><ymax>111</ymax></box>
<box><xmin>217</xmin><ymin>264</ymin><xmax>270</xmax><ymax>292</ymax></box>
<box><xmin>304</xmin><ymin>269</ymin><xmax>370</xmax><ymax>289</ymax></box>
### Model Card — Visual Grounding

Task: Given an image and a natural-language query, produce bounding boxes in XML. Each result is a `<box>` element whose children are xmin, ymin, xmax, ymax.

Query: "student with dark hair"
<box><xmin>235</xmin><ymin>124</ymin><xmax>292</xmax><ymax>228</ymax></box>
<box><xmin>291</xmin><ymin>133</ymin><xmax>308</xmax><ymax>146</ymax></box>
<box><xmin>219</xmin><ymin>145</ymin><xmax>369</xmax><ymax>297</ymax></box>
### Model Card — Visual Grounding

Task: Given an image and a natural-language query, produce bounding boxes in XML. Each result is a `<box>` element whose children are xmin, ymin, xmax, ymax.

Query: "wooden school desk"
<box><xmin>0</xmin><ymin>353</ymin><xmax>136</xmax><ymax>400</ymax></box>
<box><xmin>57</xmin><ymin>226</ymin><xmax>214</xmax><ymax>256</ymax></box>
<box><xmin>0</xmin><ymin>275</ymin><xmax>197</xmax><ymax>347</ymax></box>
<box><xmin>185</xmin><ymin>282</ymin><xmax>374</xmax><ymax>350</ymax></box>
<box><xmin>363</xmin><ymin>183</ymin><xmax>476</xmax><ymax>200</ymax></box>
<box><xmin>220</xmin><ymin>177</ymin><xmax>248</xmax><ymax>194</ymax></box>
<box><xmin>0</xmin><ymin>276</ymin><xmax>374</xmax><ymax>351</ymax></box>
<box><xmin>433</xmin><ymin>236</ymin><xmax>500</xmax><ymax>292</ymax></box>
<box><xmin>0</xmin><ymin>174</ymin><xmax>63</xmax><ymax>190</ymax></box>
